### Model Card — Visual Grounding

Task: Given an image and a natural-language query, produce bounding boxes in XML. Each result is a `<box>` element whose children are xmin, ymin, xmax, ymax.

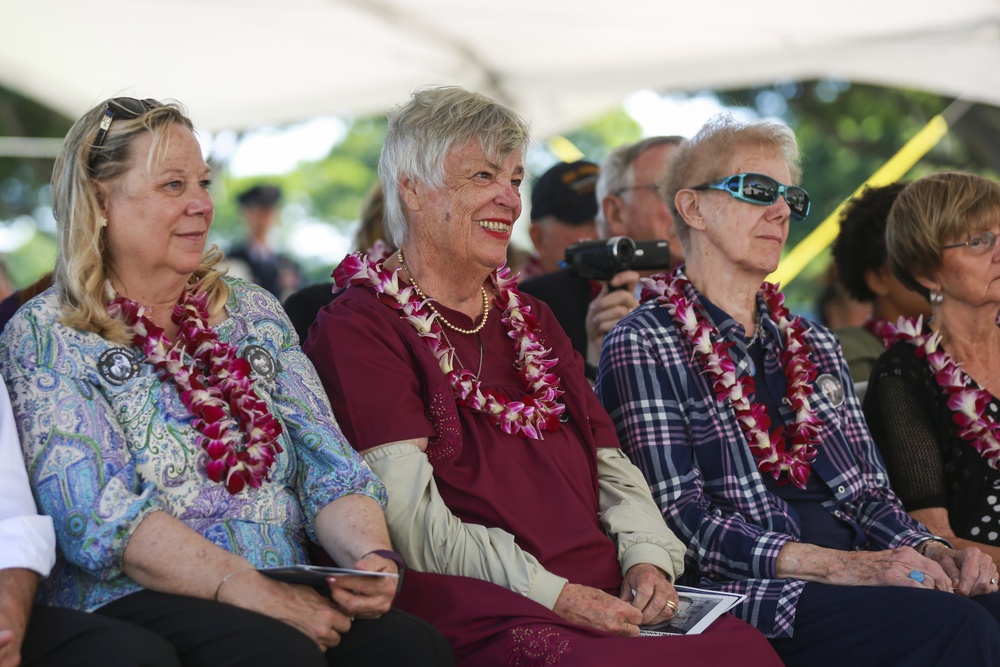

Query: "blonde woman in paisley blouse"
<box><xmin>0</xmin><ymin>98</ymin><xmax>450</xmax><ymax>667</ymax></box>
<box><xmin>865</xmin><ymin>172</ymin><xmax>1000</xmax><ymax>569</ymax></box>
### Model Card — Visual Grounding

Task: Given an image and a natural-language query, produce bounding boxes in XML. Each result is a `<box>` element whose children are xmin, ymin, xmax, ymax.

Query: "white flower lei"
<box><xmin>333</xmin><ymin>247</ymin><xmax>566</xmax><ymax>439</ymax></box>
<box><xmin>640</xmin><ymin>272</ymin><xmax>823</xmax><ymax>488</ymax></box>
<box><xmin>884</xmin><ymin>316</ymin><xmax>1000</xmax><ymax>467</ymax></box>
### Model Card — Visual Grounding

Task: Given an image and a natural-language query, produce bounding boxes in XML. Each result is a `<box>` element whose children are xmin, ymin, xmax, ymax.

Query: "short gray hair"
<box><xmin>379</xmin><ymin>86</ymin><xmax>531</xmax><ymax>246</ymax></box>
<box><xmin>596</xmin><ymin>135</ymin><xmax>684</xmax><ymax>234</ymax></box>
<box><xmin>663</xmin><ymin>113</ymin><xmax>801</xmax><ymax>245</ymax></box>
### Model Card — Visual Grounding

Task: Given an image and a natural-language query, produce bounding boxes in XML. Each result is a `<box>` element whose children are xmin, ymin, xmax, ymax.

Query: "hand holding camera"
<box><xmin>562</xmin><ymin>236</ymin><xmax>674</xmax><ymax>368</ymax></box>
<box><xmin>585</xmin><ymin>272</ymin><xmax>640</xmax><ymax>367</ymax></box>
<box><xmin>562</xmin><ymin>237</ymin><xmax>672</xmax><ymax>283</ymax></box>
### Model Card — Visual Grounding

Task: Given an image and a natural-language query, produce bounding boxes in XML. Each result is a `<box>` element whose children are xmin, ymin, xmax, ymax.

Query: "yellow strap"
<box><xmin>768</xmin><ymin>114</ymin><xmax>950</xmax><ymax>287</ymax></box>
<box><xmin>546</xmin><ymin>135</ymin><xmax>586</xmax><ymax>162</ymax></box>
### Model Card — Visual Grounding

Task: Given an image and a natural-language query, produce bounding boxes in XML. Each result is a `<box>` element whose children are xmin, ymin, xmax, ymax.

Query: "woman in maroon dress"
<box><xmin>304</xmin><ymin>85</ymin><xmax>781</xmax><ymax>666</ymax></box>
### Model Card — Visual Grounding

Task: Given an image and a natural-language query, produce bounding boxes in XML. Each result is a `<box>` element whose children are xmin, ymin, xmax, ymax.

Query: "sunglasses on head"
<box><xmin>691</xmin><ymin>173</ymin><xmax>811</xmax><ymax>221</ymax></box>
<box><xmin>92</xmin><ymin>97</ymin><xmax>161</xmax><ymax>149</ymax></box>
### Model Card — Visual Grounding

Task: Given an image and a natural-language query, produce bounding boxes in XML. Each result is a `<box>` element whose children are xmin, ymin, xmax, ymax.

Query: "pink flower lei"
<box><xmin>109</xmin><ymin>289</ymin><xmax>284</xmax><ymax>494</ymax></box>
<box><xmin>641</xmin><ymin>273</ymin><xmax>823</xmax><ymax>489</ymax></box>
<box><xmin>862</xmin><ymin>316</ymin><xmax>891</xmax><ymax>345</ymax></box>
<box><xmin>884</xmin><ymin>316</ymin><xmax>1000</xmax><ymax>467</ymax></box>
<box><xmin>332</xmin><ymin>246</ymin><xmax>566</xmax><ymax>440</ymax></box>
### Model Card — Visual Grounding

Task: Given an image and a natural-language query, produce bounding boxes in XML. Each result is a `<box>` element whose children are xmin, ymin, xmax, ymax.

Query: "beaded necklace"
<box><xmin>333</xmin><ymin>250</ymin><xmax>565</xmax><ymax>439</ymax></box>
<box><xmin>397</xmin><ymin>249</ymin><xmax>489</xmax><ymax>335</ymax></box>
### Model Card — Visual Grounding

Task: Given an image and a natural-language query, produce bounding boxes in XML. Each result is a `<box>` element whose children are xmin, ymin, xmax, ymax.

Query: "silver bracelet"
<box><xmin>214</xmin><ymin>565</ymin><xmax>256</xmax><ymax>601</ymax></box>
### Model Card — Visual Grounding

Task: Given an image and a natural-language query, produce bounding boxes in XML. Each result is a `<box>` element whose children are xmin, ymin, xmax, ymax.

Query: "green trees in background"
<box><xmin>714</xmin><ymin>80</ymin><xmax>1000</xmax><ymax>310</ymax></box>
<box><xmin>0</xmin><ymin>88</ymin><xmax>71</xmax><ymax>285</ymax></box>
<box><xmin>2</xmin><ymin>81</ymin><xmax>999</xmax><ymax>303</ymax></box>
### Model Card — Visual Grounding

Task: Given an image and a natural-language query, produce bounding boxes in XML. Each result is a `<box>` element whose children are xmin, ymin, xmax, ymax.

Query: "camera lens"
<box><xmin>611</xmin><ymin>236</ymin><xmax>636</xmax><ymax>263</ymax></box>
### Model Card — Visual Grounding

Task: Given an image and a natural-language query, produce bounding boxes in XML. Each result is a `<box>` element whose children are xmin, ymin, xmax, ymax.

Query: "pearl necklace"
<box><xmin>397</xmin><ymin>249</ymin><xmax>490</xmax><ymax>335</ymax></box>
<box><xmin>333</xmin><ymin>249</ymin><xmax>566</xmax><ymax>439</ymax></box>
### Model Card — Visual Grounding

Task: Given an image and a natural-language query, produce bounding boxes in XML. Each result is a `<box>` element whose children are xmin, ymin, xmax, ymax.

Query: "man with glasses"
<box><xmin>520</xmin><ymin>137</ymin><xmax>683</xmax><ymax>380</ymax></box>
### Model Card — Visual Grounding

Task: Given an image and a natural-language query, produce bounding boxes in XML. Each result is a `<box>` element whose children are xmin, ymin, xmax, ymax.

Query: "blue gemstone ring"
<box><xmin>909</xmin><ymin>570</ymin><xmax>925</xmax><ymax>584</ymax></box>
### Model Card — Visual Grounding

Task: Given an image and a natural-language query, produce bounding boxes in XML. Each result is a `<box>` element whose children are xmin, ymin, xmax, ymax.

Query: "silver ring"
<box><xmin>991</xmin><ymin>578</ymin><xmax>997</xmax><ymax>586</ymax></box>
<box><xmin>908</xmin><ymin>570</ymin><xmax>925</xmax><ymax>584</ymax></box>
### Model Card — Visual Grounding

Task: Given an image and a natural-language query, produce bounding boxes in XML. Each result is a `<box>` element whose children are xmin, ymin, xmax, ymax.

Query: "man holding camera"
<box><xmin>520</xmin><ymin>136</ymin><xmax>683</xmax><ymax>380</ymax></box>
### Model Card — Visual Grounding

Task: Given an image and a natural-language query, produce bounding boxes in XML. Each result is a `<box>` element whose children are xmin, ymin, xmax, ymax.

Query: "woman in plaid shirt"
<box><xmin>598</xmin><ymin>114</ymin><xmax>1000</xmax><ymax>666</ymax></box>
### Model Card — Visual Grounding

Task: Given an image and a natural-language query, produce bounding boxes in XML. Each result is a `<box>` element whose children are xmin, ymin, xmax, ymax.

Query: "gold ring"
<box><xmin>665</xmin><ymin>600</ymin><xmax>678</xmax><ymax>612</ymax></box>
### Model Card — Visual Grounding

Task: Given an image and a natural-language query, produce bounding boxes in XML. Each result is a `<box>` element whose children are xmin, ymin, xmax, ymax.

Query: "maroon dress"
<box><xmin>305</xmin><ymin>284</ymin><xmax>780</xmax><ymax>666</ymax></box>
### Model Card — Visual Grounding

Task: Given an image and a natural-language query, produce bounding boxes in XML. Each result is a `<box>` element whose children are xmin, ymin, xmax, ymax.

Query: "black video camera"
<box><xmin>562</xmin><ymin>236</ymin><xmax>672</xmax><ymax>281</ymax></box>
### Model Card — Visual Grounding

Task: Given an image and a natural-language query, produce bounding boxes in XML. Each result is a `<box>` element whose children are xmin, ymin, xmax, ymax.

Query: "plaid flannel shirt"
<box><xmin>596</xmin><ymin>274</ymin><xmax>931</xmax><ymax>638</ymax></box>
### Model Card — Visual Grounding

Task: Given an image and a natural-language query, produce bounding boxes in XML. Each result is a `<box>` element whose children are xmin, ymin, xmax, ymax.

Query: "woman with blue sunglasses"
<box><xmin>598</xmin><ymin>114</ymin><xmax>1000</xmax><ymax>666</ymax></box>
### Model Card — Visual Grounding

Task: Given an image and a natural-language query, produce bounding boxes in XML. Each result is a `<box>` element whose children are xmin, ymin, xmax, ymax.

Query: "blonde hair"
<box><xmin>52</xmin><ymin>98</ymin><xmax>228</xmax><ymax>344</ymax></box>
<box><xmin>353</xmin><ymin>181</ymin><xmax>388</xmax><ymax>252</ymax></box>
<box><xmin>663</xmin><ymin>113</ymin><xmax>801</xmax><ymax>245</ymax></box>
<box><xmin>887</xmin><ymin>171</ymin><xmax>1000</xmax><ymax>297</ymax></box>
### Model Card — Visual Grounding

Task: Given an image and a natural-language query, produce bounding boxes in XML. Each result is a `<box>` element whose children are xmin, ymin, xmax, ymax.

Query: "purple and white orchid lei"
<box><xmin>110</xmin><ymin>289</ymin><xmax>284</xmax><ymax>494</ymax></box>
<box><xmin>641</xmin><ymin>273</ymin><xmax>822</xmax><ymax>489</ymax></box>
<box><xmin>333</xmin><ymin>246</ymin><xmax>565</xmax><ymax>440</ymax></box>
<box><xmin>884</xmin><ymin>316</ymin><xmax>1000</xmax><ymax>468</ymax></box>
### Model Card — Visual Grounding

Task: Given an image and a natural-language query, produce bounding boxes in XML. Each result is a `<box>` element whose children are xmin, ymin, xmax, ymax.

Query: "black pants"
<box><xmin>22</xmin><ymin>604</ymin><xmax>178</xmax><ymax>667</ymax></box>
<box><xmin>770</xmin><ymin>583</ymin><xmax>1000</xmax><ymax>667</ymax></box>
<box><xmin>95</xmin><ymin>590</ymin><xmax>452</xmax><ymax>667</ymax></box>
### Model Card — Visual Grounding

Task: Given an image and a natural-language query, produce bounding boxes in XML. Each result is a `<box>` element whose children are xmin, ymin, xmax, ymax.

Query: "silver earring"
<box><xmin>930</xmin><ymin>290</ymin><xmax>944</xmax><ymax>305</ymax></box>
<box><xmin>99</xmin><ymin>216</ymin><xmax>108</xmax><ymax>228</ymax></box>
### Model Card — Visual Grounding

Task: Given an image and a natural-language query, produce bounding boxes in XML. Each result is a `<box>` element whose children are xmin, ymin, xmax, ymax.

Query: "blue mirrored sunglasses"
<box><xmin>692</xmin><ymin>172</ymin><xmax>811</xmax><ymax>221</ymax></box>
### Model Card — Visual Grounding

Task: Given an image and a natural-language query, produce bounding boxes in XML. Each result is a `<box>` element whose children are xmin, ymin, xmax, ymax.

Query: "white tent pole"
<box><xmin>0</xmin><ymin>137</ymin><xmax>62</xmax><ymax>158</ymax></box>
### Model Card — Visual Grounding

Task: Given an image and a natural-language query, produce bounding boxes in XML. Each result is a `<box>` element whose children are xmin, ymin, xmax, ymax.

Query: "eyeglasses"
<box><xmin>941</xmin><ymin>230</ymin><xmax>997</xmax><ymax>254</ymax></box>
<box><xmin>92</xmin><ymin>97</ymin><xmax>160</xmax><ymax>149</ymax></box>
<box><xmin>614</xmin><ymin>184</ymin><xmax>660</xmax><ymax>197</ymax></box>
<box><xmin>691</xmin><ymin>172</ymin><xmax>811</xmax><ymax>221</ymax></box>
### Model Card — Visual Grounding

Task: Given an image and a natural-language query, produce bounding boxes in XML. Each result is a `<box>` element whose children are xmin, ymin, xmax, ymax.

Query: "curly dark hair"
<box><xmin>831</xmin><ymin>182</ymin><xmax>907</xmax><ymax>302</ymax></box>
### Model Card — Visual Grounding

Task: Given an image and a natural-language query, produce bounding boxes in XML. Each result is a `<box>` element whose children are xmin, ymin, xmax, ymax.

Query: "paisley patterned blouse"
<box><xmin>0</xmin><ymin>277</ymin><xmax>385</xmax><ymax>612</ymax></box>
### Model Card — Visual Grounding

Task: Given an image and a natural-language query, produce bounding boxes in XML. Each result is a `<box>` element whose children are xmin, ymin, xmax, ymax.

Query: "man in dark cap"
<box><xmin>227</xmin><ymin>184</ymin><xmax>302</xmax><ymax>299</ymax></box>
<box><xmin>521</xmin><ymin>160</ymin><xmax>599</xmax><ymax>280</ymax></box>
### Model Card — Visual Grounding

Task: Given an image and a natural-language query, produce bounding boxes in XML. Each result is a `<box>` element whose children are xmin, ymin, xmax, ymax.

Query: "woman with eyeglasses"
<box><xmin>864</xmin><ymin>172</ymin><xmax>1000</xmax><ymax>572</ymax></box>
<box><xmin>0</xmin><ymin>97</ymin><xmax>451</xmax><ymax>666</ymax></box>
<box><xmin>597</xmin><ymin>115</ymin><xmax>1000</xmax><ymax>666</ymax></box>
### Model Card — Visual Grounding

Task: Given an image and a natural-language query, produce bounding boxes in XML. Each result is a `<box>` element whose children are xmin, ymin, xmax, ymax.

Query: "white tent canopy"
<box><xmin>3</xmin><ymin>0</ymin><xmax>1000</xmax><ymax>136</ymax></box>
